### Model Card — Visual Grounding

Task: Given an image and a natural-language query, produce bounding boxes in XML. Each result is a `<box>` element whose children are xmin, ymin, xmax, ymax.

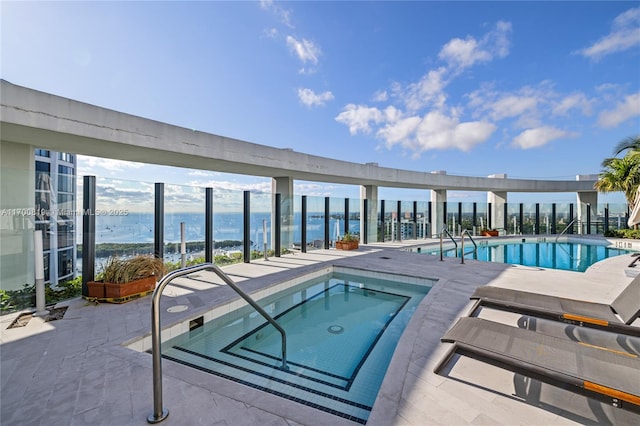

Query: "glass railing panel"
<box><xmin>290</xmin><ymin>195</ymin><xmax>302</xmax><ymax>251</ymax></box>
<box><xmin>476</xmin><ymin>202</ymin><xmax>488</xmax><ymax>234</ymax></box>
<box><xmin>250</xmin><ymin>192</ymin><xmax>272</xmax><ymax>258</ymax></box>
<box><xmin>555</xmin><ymin>203</ymin><xmax>573</xmax><ymax>234</ymax></box>
<box><xmin>460</xmin><ymin>202</ymin><xmax>474</xmax><ymax>232</ymax></box>
<box><xmin>606</xmin><ymin>203</ymin><xmax>628</xmax><ymax>231</ymax></box>
<box><xmin>164</xmin><ymin>184</ymin><xmax>206</xmax><ymax>266</ymax></box>
<box><xmin>348</xmin><ymin>198</ymin><xmax>361</xmax><ymax>236</ymax></box>
<box><xmin>381</xmin><ymin>200</ymin><xmax>399</xmax><ymax>241</ymax></box>
<box><xmin>416</xmin><ymin>201</ymin><xmax>429</xmax><ymax>238</ymax></box>
<box><xmin>539</xmin><ymin>203</ymin><xmax>553</xmax><ymax>234</ymax></box>
<box><xmin>212</xmin><ymin>188</ymin><xmax>243</xmax><ymax>262</ymax></box>
<box><xmin>306</xmin><ymin>196</ymin><xmax>325</xmax><ymax>251</ymax></box>
<box><xmin>521</xmin><ymin>203</ymin><xmax>536</xmax><ymax>234</ymax></box>
<box><xmin>329</xmin><ymin>197</ymin><xmax>343</xmax><ymax>246</ymax></box>
<box><xmin>92</xmin><ymin>177</ymin><xmax>155</xmax><ymax>271</ymax></box>
<box><xmin>506</xmin><ymin>203</ymin><xmax>519</xmax><ymax>235</ymax></box>
<box><xmin>398</xmin><ymin>201</ymin><xmax>414</xmax><ymax>239</ymax></box>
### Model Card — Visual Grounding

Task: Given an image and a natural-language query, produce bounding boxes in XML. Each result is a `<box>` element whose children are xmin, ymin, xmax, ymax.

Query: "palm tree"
<box><xmin>612</xmin><ymin>135</ymin><xmax>640</xmax><ymax>157</ymax></box>
<box><xmin>594</xmin><ymin>155</ymin><xmax>640</xmax><ymax>206</ymax></box>
<box><xmin>595</xmin><ymin>136</ymin><xmax>640</xmax><ymax>229</ymax></box>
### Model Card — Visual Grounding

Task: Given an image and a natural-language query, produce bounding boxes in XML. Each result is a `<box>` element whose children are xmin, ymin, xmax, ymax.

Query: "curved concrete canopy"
<box><xmin>1</xmin><ymin>80</ymin><xmax>597</xmax><ymax>193</ymax></box>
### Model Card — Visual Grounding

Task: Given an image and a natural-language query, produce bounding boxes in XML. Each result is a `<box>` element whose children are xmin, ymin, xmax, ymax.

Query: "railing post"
<box><xmin>380</xmin><ymin>200</ymin><xmax>386</xmax><ymax>242</ymax></box>
<box><xmin>301</xmin><ymin>195</ymin><xmax>307</xmax><ymax>253</ymax></box>
<box><xmin>205</xmin><ymin>188</ymin><xmax>213</xmax><ymax>263</ymax></box>
<box><xmin>604</xmin><ymin>204</ymin><xmax>609</xmax><ymax>234</ymax></box>
<box><xmin>243</xmin><ymin>191</ymin><xmax>251</xmax><ymax>263</ymax></box>
<box><xmin>81</xmin><ymin>176</ymin><xmax>96</xmax><ymax>296</ymax></box>
<box><xmin>344</xmin><ymin>198</ymin><xmax>349</xmax><ymax>238</ymax></box>
<box><xmin>519</xmin><ymin>203</ymin><xmax>524</xmax><ymax>235</ymax></box>
<box><xmin>569</xmin><ymin>204</ymin><xmax>574</xmax><ymax>234</ymax></box>
<box><xmin>363</xmin><ymin>199</ymin><xmax>369</xmax><ymax>244</ymax></box>
<box><xmin>397</xmin><ymin>200</ymin><xmax>402</xmax><ymax>241</ymax></box>
<box><xmin>275</xmin><ymin>193</ymin><xmax>282</xmax><ymax>257</ymax></box>
<box><xmin>324</xmin><ymin>197</ymin><xmax>330</xmax><ymax>249</ymax></box>
<box><xmin>155</xmin><ymin>183</ymin><xmax>164</xmax><ymax>260</ymax></box>
<box><xmin>413</xmin><ymin>201</ymin><xmax>418</xmax><ymax>239</ymax></box>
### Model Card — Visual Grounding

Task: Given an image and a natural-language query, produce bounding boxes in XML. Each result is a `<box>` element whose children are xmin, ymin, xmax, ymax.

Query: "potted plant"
<box><xmin>480</xmin><ymin>229</ymin><xmax>499</xmax><ymax>237</ymax></box>
<box><xmin>336</xmin><ymin>232</ymin><xmax>360</xmax><ymax>250</ymax></box>
<box><xmin>87</xmin><ymin>255</ymin><xmax>165</xmax><ymax>302</ymax></box>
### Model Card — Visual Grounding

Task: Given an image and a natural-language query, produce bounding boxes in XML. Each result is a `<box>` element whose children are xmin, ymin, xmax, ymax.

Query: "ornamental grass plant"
<box><xmin>100</xmin><ymin>255</ymin><xmax>166</xmax><ymax>284</ymax></box>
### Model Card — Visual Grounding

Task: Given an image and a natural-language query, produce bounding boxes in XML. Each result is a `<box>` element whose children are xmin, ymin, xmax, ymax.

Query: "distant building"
<box><xmin>34</xmin><ymin>149</ymin><xmax>77</xmax><ymax>284</ymax></box>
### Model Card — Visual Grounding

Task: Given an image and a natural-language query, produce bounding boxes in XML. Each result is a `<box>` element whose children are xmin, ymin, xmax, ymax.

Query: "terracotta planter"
<box><xmin>87</xmin><ymin>281</ymin><xmax>105</xmax><ymax>299</ymax></box>
<box><xmin>103</xmin><ymin>275</ymin><xmax>157</xmax><ymax>299</ymax></box>
<box><xmin>336</xmin><ymin>240</ymin><xmax>359</xmax><ymax>250</ymax></box>
<box><xmin>481</xmin><ymin>230</ymin><xmax>499</xmax><ymax>237</ymax></box>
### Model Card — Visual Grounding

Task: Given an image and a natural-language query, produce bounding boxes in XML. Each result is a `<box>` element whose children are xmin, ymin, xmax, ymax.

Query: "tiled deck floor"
<box><xmin>1</xmin><ymin>239</ymin><xmax>639</xmax><ymax>425</ymax></box>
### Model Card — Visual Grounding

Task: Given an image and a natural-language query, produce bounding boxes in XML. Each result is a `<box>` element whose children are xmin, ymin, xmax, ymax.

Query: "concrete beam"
<box><xmin>1</xmin><ymin>80</ymin><xmax>598</xmax><ymax>193</ymax></box>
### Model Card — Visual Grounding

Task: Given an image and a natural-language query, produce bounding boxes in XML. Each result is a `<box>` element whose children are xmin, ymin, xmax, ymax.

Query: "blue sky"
<box><xmin>2</xmin><ymin>1</ymin><xmax>639</xmax><ymax>204</ymax></box>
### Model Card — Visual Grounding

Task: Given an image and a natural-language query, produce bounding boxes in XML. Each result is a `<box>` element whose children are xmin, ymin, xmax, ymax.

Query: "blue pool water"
<box><xmin>161</xmin><ymin>271</ymin><xmax>433</xmax><ymax>423</ymax></box>
<box><xmin>417</xmin><ymin>238</ymin><xmax>634</xmax><ymax>272</ymax></box>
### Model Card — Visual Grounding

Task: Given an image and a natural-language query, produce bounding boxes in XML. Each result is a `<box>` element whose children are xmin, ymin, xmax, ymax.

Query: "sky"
<box><xmin>2</xmin><ymin>1</ymin><xmax>639</xmax><ymax>204</ymax></box>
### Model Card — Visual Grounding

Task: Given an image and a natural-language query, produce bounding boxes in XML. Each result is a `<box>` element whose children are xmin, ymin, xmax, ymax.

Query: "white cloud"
<box><xmin>372</xmin><ymin>90</ymin><xmax>388</xmax><ymax>102</ymax></box>
<box><xmin>597</xmin><ymin>92</ymin><xmax>640</xmax><ymax>127</ymax></box>
<box><xmin>402</xmin><ymin>67</ymin><xmax>449</xmax><ymax>111</ymax></box>
<box><xmin>577</xmin><ymin>7</ymin><xmax>640</xmax><ymax>60</ymax></box>
<box><xmin>297</xmin><ymin>88</ymin><xmax>334</xmax><ymax>107</ymax></box>
<box><xmin>335</xmin><ymin>20</ymin><xmax>511</xmax><ymax>156</ymax></box>
<box><xmin>438</xmin><ymin>21</ymin><xmax>511</xmax><ymax>71</ymax></box>
<box><xmin>335</xmin><ymin>104</ymin><xmax>384</xmax><ymax>135</ymax></box>
<box><xmin>552</xmin><ymin>93</ymin><xmax>593</xmax><ymax>116</ymax></box>
<box><xmin>78</xmin><ymin>157</ymin><xmax>145</xmax><ymax>175</ymax></box>
<box><xmin>377</xmin><ymin>111</ymin><xmax>496</xmax><ymax>155</ymax></box>
<box><xmin>286</xmin><ymin>35</ymin><xmax>320</xmax><ymax>65</ymax></box>
<box><xmin>512</xmin><ymin>127</ymin><xmax>577</xmax><ymax>149</ymax></box>
<box><xmin>260</xmin><ymin>0</ymin><xmax>293</xmax><ymax>28</ymax></box>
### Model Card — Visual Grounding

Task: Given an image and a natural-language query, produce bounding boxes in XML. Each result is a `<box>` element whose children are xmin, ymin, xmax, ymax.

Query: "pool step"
<box><xmin>162</xmin><ymin>345</ymin><xmax>372</xmax><ymax>423</ymax></box>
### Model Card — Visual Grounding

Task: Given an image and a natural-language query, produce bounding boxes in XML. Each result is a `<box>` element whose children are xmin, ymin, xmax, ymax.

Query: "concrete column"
<box><xmin>487</xmin><ymin>174</ymin><xmax>508</xmax><ymax>231</ymax></box>
<box><xmin>360</xmin><ymin>185</ymin><xmax>378</xmax><ymax>243</ymax></box>
<box><xmin>1</xmin><ymin>141</ymin><xmax>35</xmax><ymax>291</ymax></box>
<box><xmin>272</xmin><ymin>176</ymin><xmax>294</xmax><ymax>249</ymax></box>
<box><xmin>576</xmin><ymin>174</ymin><xmax>598</xmax><ymax>234</ymax></box>
<box><xmin>430</xmin><ymin>189</ymin><xmax>446</xmax><ymax>237</ymax></box>
<box><xmin>428</xmin><ymin>170</ymin><xmax>449</xmax><ymax>237</ymax></box>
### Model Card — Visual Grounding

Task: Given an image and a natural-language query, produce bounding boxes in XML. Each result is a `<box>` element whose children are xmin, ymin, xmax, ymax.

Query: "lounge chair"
<box><xmin>468</xmin><ymin>277</ymin><xmax>640</xmax><ymax>336</ymax></box>
<box><xmin>434</xmin><ymin>316</ymin><xmax>640</xmax><ymax>411</ymax></box>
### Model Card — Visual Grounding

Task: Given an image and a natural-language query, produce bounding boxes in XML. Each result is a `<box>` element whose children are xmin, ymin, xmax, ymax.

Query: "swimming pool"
<box><xmin>413</xmin><ymin>237</ymin><xmax>636</xmax><ymax>272</ymax></box>
<box><xmin>158</xmin><ymin>269</ymin><xmax>433</xmax><ymax>423</ymax></box>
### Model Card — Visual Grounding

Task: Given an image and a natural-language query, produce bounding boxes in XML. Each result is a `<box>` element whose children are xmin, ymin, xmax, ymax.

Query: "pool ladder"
<box><xmin>148</xmin><ymin>263</ymin><xmax>288</xmax><ymax>424</ymax></box>
<box><xmin>439</xmin><ymin>228</ymin><xmax>477</xmax><ymax>263</ymax></box>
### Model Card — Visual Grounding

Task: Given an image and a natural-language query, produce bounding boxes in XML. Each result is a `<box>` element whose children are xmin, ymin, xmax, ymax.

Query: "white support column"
<box><xmin>0</xmin><ymin>141</ymin><xmax>36</xmax><ymax>291</ymax></box>
<box><xmin>430</xmin><ymin>189</ymin><xmax>446</xmax><ymax>237</ymax></box>
<box><xmin>487</xmin><ymin>174</ymin><xmax>508</xmax><ymax>231</ymax></box>
<box><xmin>272</xmin><ymin>176</ymin><xmax>294</xmax><ymax>249</ymax></box>
<box><xmin>360</xmin><ymin>184</ymin><xmax>378</xmax><ymax>243</ymax></box>
<box><xmin>430</xmin><ymin>171</ymin><xmax>447</xmax><ymax>237</ymax></box>
<box><xmin>576</xmin><ymin>174</ymin><xmax>599</xmax><ymax>234</ymax></box>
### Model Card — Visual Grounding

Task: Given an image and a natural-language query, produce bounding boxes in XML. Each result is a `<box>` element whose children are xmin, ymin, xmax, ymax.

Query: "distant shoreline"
<box><xmin>77</xmin><ymin>240</ymin><xmax>243</xmax><ymax>258</ymax></box>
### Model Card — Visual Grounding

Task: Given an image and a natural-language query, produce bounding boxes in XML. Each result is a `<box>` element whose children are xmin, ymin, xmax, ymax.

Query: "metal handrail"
<box><xmin>460</xmin><ymin>230</ymin><xmax>477</xmax><ymax>264</ymax></box>
<box><xmin>555</xmin><ymin>218</ymin><xmax>576</xmax><ymax>243</ymax></box>
<box><xmin>439</xmin><ymin>227</ymin><xmax>458</xmax><ymax>261</ymax></box>
<box><xmin>148</xmin><ymin>263</ymin><xmax>288</xmax><ymax>424</ymax></box>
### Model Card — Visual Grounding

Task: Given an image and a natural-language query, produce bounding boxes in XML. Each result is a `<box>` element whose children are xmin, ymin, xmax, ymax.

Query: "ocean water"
<box><xmin>81</xmin><ymin>212</ymin><xmax>359</xmax><ymax>246</ymax></box>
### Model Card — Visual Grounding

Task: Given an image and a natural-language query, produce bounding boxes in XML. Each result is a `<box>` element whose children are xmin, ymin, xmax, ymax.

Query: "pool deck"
<box><xmin>1</xmin><ymin>237</ymin><xmax>639</xmax><ymax>425</ymax></box>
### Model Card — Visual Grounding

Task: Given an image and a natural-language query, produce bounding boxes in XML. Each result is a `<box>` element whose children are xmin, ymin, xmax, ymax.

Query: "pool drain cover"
<box><xmin>328</xmin><ymin>324</ymin><xmax>344</xmax><ymax>334</ymax></box>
